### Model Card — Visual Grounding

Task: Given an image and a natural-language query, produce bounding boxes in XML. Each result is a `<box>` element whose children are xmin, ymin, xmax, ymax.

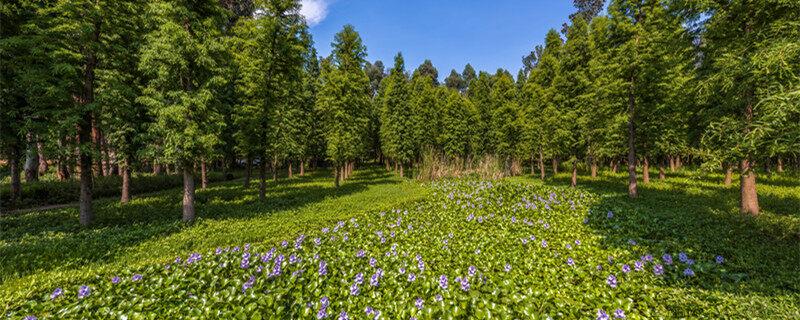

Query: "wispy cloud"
<box><xmin>299</xmin><ymin>0</ymin><xmax>330</xmax><ymax>26</ymax></box>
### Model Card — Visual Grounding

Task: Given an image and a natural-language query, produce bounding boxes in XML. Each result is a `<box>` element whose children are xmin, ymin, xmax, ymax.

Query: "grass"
<box><xmin>1</xmin><ymin>166</ymin><xmax>798</xmax><ymax>318</ymax></box>
<box><xmin>0</xmin><ymin>167</ymin><xmax>428</xmax><ymax>308</ymax></box>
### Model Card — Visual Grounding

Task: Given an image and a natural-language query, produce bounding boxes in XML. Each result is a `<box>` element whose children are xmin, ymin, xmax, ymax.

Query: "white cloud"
<box><xmin>299</xmin><ymin>0</ymin><xmax>330</xmax><ymax>26</ymax></box>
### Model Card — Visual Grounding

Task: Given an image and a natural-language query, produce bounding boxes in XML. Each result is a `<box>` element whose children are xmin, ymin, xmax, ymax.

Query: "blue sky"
<box><xmin>301</xmin><ymin>0</ymin><xmax>578</xmax><ymax>81</ymax></box>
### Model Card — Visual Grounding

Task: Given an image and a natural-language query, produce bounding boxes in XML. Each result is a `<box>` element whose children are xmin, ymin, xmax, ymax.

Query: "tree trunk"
<box><xmin>120</xmin><ymin>159</ymin><xmax>131</xmax><ymax>204</ymax></box>
<box><xmin>37</xmin><ymin>141</ymin><xmax>48</xmax><ymax>176</ymax></box>
<box><xmin>590</xmin><ymin>158</ymin><xmax>598</xmax><ymax>178</ymax></box>
<box><xmin>24</xmin><ymin>133</ymin><xmax>39</xmax><ymax>182</ymax></box>
<box><xmin>552</xmin><ymin>158</ymin><xmax>559</xmax><ymax>175</ymax></box>
<box><xmin>658</xmin><ymin>160</ymin><xmax>665</xmax><ymax>180</ymax></box>
<box><xmin>626</xmin><ymin>78</ymin><xmax>638</xmax><ymax>198</ymax></box>
<box><xmin>334</xmin><ymin>164</ymin><xmax>341</xmax><ymax>187</ymax></box>
<box><xmin>244</xmin><ymin>156</ymin><xmax>252</xmax><ymax>188</ymax></box>
<box><xmin>201</xmin><ymin>160</ymin><xmax>208</xmax><ymax>189</ymax></box>
<box><xmin>399</xmin><ymin>162</ymin><xmax>404</xmax><ymax>178</ymax></box>
<box><xmin>642</xmin><ymin>157</ymin><xmax>650</xmax><ymax>184</ymax></box>
<box><xmin>570</xmin><ymin>162</ymin><xmax>577</xmax><ymax>187</ymax></box>
<box><xmin>776</xmin><ymin>158</ymin><xmax>784</xmax><ymax>173</ymax></box>
<box><xmin>530</xmin><ymin>154</ymin><xmax>535</xmax><ymax>176</ymax></box>
<box><xmin>259</xmin><ymin>160</ymin><xmax>266</xmax><ymax>201</ymax></box>
<box><xmin>288</xmin><ymin>161</ymin><xmax>293</xmax><ymax>178</ymax></box>
<box><xmin>153</xmin><ymin>161</ymin><xmax>162</xmax><ymax>175</ymax></box>
<box><xmin>78</xmin><ymin>113</ymin><xmax>94</xmax><ymax>226</ymax></box>
<box><xmin>538</xmin><ymin>149</ymin><xmax>545</xmax><ymax>180</ymax></box>
<box><xmin>385</xmin><ymin>158</ymin><xmax>390</xmax><ymax>171</ymax></box>
<box><xmin>611</xmin><ymin>159</ymin><xmax>618</xmax><ymax>174</ymax></box>
<box><xmin>300</xmin><ymin>160</ymin><xmax>305</xmax><ymax>176</ymax></box>
<box><xmin>763</xmin><ymin>158</ymin><xmax>772</xmax><ymax>175</ymax></box>
<box><xmin>394</xmin><ymin>160</ymin><xmax>398</xmax><ymax>173</ymax></box>
<box><xmin>182</xmin><ymin>167</ymin><xmax>195</xmax><ymax>221</ymax></box>
<box><xmin>8</xmin><ymin>146</ymin><xmax>22</xmax><ymax>208</ymax></box>
<box><xmin>739</xmin><ymin>159</ymin><xmax>759</xmax><ymax>215</ymax></box>
<box><xmin>676</xmin><ymin>156</ymin><xmax>682</xmax><ymax>170</ymax></box>
<box><xmin>102</xmin><ymin>140</ymin><xmax>111</xmax><ymax>176</ymax></box>
<box><xmin>272</xmin><ymin>158</ymin><xmax>277</xmax><ymax>181</ymax></box>
<box><xmin>669</xmin><ymin>156</ymin><xmax>675</xmax><ymax>172</ymax></box>
<box><xmin>723</xmin><ymin>163</ymin><xmax>733</xmax><ymax>187</ymax></box>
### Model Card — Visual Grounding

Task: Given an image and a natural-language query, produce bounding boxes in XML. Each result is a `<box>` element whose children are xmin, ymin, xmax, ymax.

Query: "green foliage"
<box><xmin>4</xmin><ymin>169</ymin><xmax>798</xmax><ymax>318</ymax></box>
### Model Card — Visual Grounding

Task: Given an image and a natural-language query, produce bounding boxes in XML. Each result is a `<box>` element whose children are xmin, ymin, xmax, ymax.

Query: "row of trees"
<box><xmin>2</xmin><ymin>0</ymin><xmax>797</xmax><ymax>225</ymax></box>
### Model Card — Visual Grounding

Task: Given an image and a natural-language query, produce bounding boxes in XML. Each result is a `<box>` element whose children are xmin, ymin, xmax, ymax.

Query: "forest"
<box><xmin>1</xmin><ymin>0</ymin><xmax>798</xmax><ymax>319</ymax></box>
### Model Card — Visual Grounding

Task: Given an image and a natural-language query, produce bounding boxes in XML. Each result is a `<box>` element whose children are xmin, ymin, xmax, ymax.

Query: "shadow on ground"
<box><xmin>530</xmin><ymin>170</ymin><xmax>800</xmax><ymax>298</ymax></box>
<box><xmin>0</xmin><ymin>167</ymin><xmax>401</xmax><ymax>283</ymax></box>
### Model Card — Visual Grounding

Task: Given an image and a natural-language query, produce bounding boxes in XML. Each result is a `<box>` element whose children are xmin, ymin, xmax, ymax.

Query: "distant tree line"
<box><xmin>1</xmin><ymin>0</ymin><xmax>797</xmax><ymax>224</ymax></box>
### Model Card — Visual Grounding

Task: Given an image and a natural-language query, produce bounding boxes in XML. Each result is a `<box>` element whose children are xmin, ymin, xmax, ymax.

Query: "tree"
<box><xmin>439</xmin><ymin>89</ymin><xmax>474</xmax><ymax>159</ymax></box>
<box><xmin>695</xmin><ymin>0</ymin><xmax>800</xmax><ymax>215</ymax></box>
<box><xmin>138</xmin><ymin>0</ymin><xmax>228</xmax><ymax>221</ymax></box>
<box><xmin>444</xmin><ymin>69</ymin><xmax>465</xmax><ymax>91</ymax></box>
<box><xmin>379</xmin><ymin>53</ymin><xmax>414</xmax><ymax>177</ymax></box>
<box><xmin>413</xmin><ymin>59</ymin><xmax>439</xmax><ymax>85</ymax></box>
<box><xmin>462</xmin><ymin>64</ymin><xmax>477</xmax><ymax>91</ymax></box>
<box><xmin>316</xmin><ymin>25</ymin><xmax>372</xmax><ymax>186</ymax></box>
<box><xmin>490</xmin><ymin>70</ymin><xmax>524</xmax><ymax>175</ymax></box>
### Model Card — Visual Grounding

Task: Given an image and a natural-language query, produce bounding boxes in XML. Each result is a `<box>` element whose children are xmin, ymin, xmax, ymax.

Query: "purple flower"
<box><xmin>678</xmin><ymin>252</ymin><xmax>688</xmax><ymax>263</ymax></box>
<box><xmin>415</xmin><ymin>297</ymin><xmax>424</xmax><ymax>310</ymax></box>
<box><xmin>319</xmin><ymin>260</ymin><xmax>328</xmax><ymax>276</ymax></box>
<box><xmin>439</xmin><ymin>275</ymin><xmax>448</xmax><ymax>289</ymax></box>
<box><xmin>621</xmin><ymin>264</ymin><xmax>631</xmax><ymax>273</ymax></box>
<box><xmin>350</xmin><ymin>282</ymin><xmax>360</xmax><ymax>296</ymax></box>
<box><xmin>354</xmin><ymin>272</ymin><xmax>364</xmax><ymax>285</ymax></box>
<box><xmin>132</xmin><ymin>274</ymin><xmax>143</xmax><ymax>282</ymax></box>
<box><xmin>233</xmin><ymin>246</ymin><xmax>240</xmax><ymax>252</ymax></box>
<box><xmin>356</xmin><ymin>249</ymin><xmax>365</xmax><ymax>258</ymax></box>
<box><xmin>468</xmin><ymin>266</ymin><xmax>477</xmax><ymax>277</ymax></box>
<box><xmin>281</xmin><ymin>240</ymin><xmax>288</xmax><ymax>247</ymax></box>
<box><xmin>715</xmin><ymin>255</ymin><xmax>724</xmax><ymax>264</ymax></box>
<box><xmin>653</xmin><ymin>264</ymin><xmax>664</xmax><ymax>276</ymax></box>
<box><xmin>369</xmin><ymin>257</ymin><xmax>377</xmax><ymax>268</ymax></box>
<box><xmin>683</xmin><ymin>268</ymin><xmax>695</xmax><ymax>277</ymax></box>
<box><xmin>24</xmin><ymin>316</ymin><xmax>37</xmax><ymax>320</ymax></box>
<box><xmin>607</xmin><ymin>211</ymin><xmax>614</xmax><ymax>219</ymax></box>
<box><xmin>567</xmin><ymin>258</ymin><xmax>575</xmax><ymax>266</ymax></box>
<box><xmin>50</xmin><ymin>288</ymin><xmax>63</xmax><ymax>300</ymax></box>
<box><xmin>634</xmin><ymin>261</ymin><xmax>644</xmax><ymax>272</ymax></box>
<box><xmin>435</xmin><ymin>294</ymin><xmax>443</xmax><ymax>302</ymax></box>
<box><xmin>244</xmin><ymin>243</ymin><xmax>251</xmax><ymax>251</ymax></box>
<box><xmin>321</xmin><ymin>296</ymin><xmax>330</xmax><ymax>308</ymax></box>
<box><xmin>314</xmin><ymin>238</ymin><xmax>322</xmax><ymax>246</ymax></box>
<box><xmin>215</xmin><ymin>247</ymin><xmax>222</xmax><ymax>255</ymax></box>
<box><xmin>317</xmin><ymin>307</ymin><xmax>328</xmax><ymax>319</ymax></box>
<box><xmin>111</xmin><ymin>276</ymin><xmax>120</xmax><ymax>284</ymax></box>
<box><xmin>242</xmin><ymin>276</ymin><xmax>255</xmax><ymax>293</ymax></box>
<box><xmin>407</xmin><ymin>272</ymin><xmax>416</xmax><ymax>282</ymax></box>
<box><xmin>504</xmin><ymin>263</ymin><xmax>512</xmax><ymax>272</ymax></box>
<box><xmin>606</xmin><ymin>274</ymin><xmax>618</xmax><ymax>288</ymax></box>
<box><xmin>575</xmin><ymin>239</ymin><xmax>582</xmax><ymax>246</ymax></box>
<box><xmin>338</xmin><ymin>311</ymin><xmax>349</xmax><ymax>320</ymax></box>
<box><xmin>643</xmin><ymin>254</ymin><xmax>653</xmax><ymax>262</ymax></box>
<box><xmin>686</xmin><ymin>259</ymin><xmax>695</xmax><ymax>265</ymax></box>
<box><xmin>541</xmin><ymin>240</ymin><xmax>548</xmax><ymax>248</ymax></box>
<box><xmin>614</xmin><ymin>309</ymin><xmax>626</xmax><ymax>319</ymax></box>
<box><xmin>662</xmin><ymin>254</ymin><xmax>673</xmax><ymax>265</ymax></box>
<box><xmin>597</xmin><ymin>309</ymin><xmax>610</xmax><ymax>320</ymax></box>
<box><xmin>370</xmin><ymin>272</ymin><xmax>380</xmax><ymax>287</ymax></box>
<box><xmin>240</xmin><ymin>252</ymin><xmax>251</xmax><ymax>269</ymax></box>
<box><xmin>78</xmin><ymin>285</ymin><xmax>90</xmax><ymax>299</ymax></box>
<box><xmin>460</xmin><ymin>276</ymin><xmax>470</xmax><ymax>291</ymax></box>
<box><xmin>174</xmin><ymin>257</ymin><xmax>181</xmax><ymax>264</ymax></box>
<box><xmin>566</xmin><ymin>244</ymin><xmax>572</xmax><ymax>250</ymax></box>
<box><xmin>187</xmin><ymin>253</ymin><xmax>202</xmax><ymax>264</ymax></box>
<box><xmin>289</xmin><ymin>254</ymin><xmax>299</xmax><ymax>264</ymax></box>
<box><xmin>628</xmin><ymin>239</ymin><xmax>637</xmax><ymax>246</ymax></box>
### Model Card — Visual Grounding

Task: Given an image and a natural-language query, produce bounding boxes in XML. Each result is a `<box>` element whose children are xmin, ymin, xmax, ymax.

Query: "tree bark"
<box><xmin>288</xmin><ymin>161</ymin><xmax>293</xmax><ymax>178</ymax></box>
<box><xmin>642</xmin><ymin>157</ymin><xmax>650</xmax><ymax>184</ymax></box>
<box><xmin>590</xmin><ymin>158</ymin><xmax>598</xmax><ymax>178</ymax></box>
<box><xmin>78</xmin><ymin>113</ymin><xmax>94</xmax><ymax>226</ymax></box>
<box><xmin>244</xmin><ymin>156</ymin><xmax>252</xmax><ymax>188</ymax></box>
<box><xmin>739</xmin><ymin>159</ymin><xmax>759</xmax><ymax>215</ymax></box>
<box><xmin>552</xmin><ymin>158</ymin><xmax>559</xmax><ymax>174</ymax></box>
<box><xmin>271</xmin><ymin>158</ymin><xmax>277</xmax><ymax>181</ymax></box>
<box><xmin>669</xmin><ymin>156</ymin><xmax>676</xmax><ymax>172</ymax></box>
<box><xmin>394</xmin><ymin>160</ymin><xmax>398</xmax><ymax>173</ymax></box>
<box><xmin>24</xmin><ymin>132</ymin><xmax>39</xmax><ymax>182</ymax></box>
<box><xmin>259</xmin><ymin>160</ymin><xmax>266</xmax><ymax>201</ymax></box>
<box><xmin>776</xmin><ymin>158</ymin><xmax>784</xmax><ymax>173</ymax></box>
<box><xmin>658</xmin><ymin>160</ymin><xmax>665</xmax><ymax>180</ymax></box>
<box><xmin>334</xmin><ymin>165</ymin><xmax>341</xmax><ymax>187</ymax></box>
<box><xmin>37</xmin><ymin>141</ymin><xmax>48</xmax><ymax>176</ymax></box>
<box><xmin>300</xmin><ymin>160</ymin><xmax>305</xmax><ymax>176</ymax></box>
<box><xmin>763</xmin><ymin>158</ymin><xmax>771</xmax><ymax>175</ymax></box>
<box><xmin>538</xmin><ymin>149</ymin><xmax>545</xmax><ymax>180</ymax></box>
<box><xmin>182</xmin><ymin>167</ymin><xmax>195</xmax><ymax>221</ymax></box>
<box><xmin>676</xmin><ymin>156</ymin><xmax>682</xmax><ymax>170</ymax></box>
<box><xmin>611</xmin><ymin>159</ymin><xmax>618</xmax><ymax>174</ymax></box>
<box><xmin>724</xmin><ymin>163</ymin><xmax>733</xmax><ymax>186</ymax></box>
<box><xmin>570</xmin><ymin>161</ymin><xmax>577</xmax><ymax>187</ymax></box>
<box><xmin>399</xmin><ymin>162</ymin><xmax>404</xmax><ymax>178</ymax></box>
<box><xmin>626</xmin><ymin>77</ymin><xmax>638</xmax><ymax>198</ymax></box>
<box><xmin>385</xmin><ymin>158</ymin><xmax>390</xmax><ymax>171</ymax></box>
<box><xmin>120</xmin><ymin>159</ymin><xmax>131</xmax><ymax>204</ymax></box>
<box><xmin>8</xmin><ymin>146</ymin><xmax>22</xmax><ymax>208</ymax></box>
<box><xmin>201</xmin><ymin>160</ymin><xmax>208</xmax><ymax>189</ymax></box>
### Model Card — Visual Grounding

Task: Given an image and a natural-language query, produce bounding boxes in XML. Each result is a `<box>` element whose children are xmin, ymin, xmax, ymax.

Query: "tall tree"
<box><xmin>413</xmin><ymin>59</ymin><xmax>439</xmax><ymax>85</ymax></box>
<box><xmin>316</xmin><ymin>25</ymin><xmax>372</xmax><ymax>186</ymax></box>
<box><xmin>379</xmin><ymin>53</ymin><xmax>414</xmax><ymax>176</ymax></box>
<box><xmin>444</xmin><ymin>69</ymin><xmax>465</xmax><ymax>91</ymax></box>
<box><xmin>138</xmin><ymin>0</ymin><xmax>228</xmax><ymax>221</ymax></box>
